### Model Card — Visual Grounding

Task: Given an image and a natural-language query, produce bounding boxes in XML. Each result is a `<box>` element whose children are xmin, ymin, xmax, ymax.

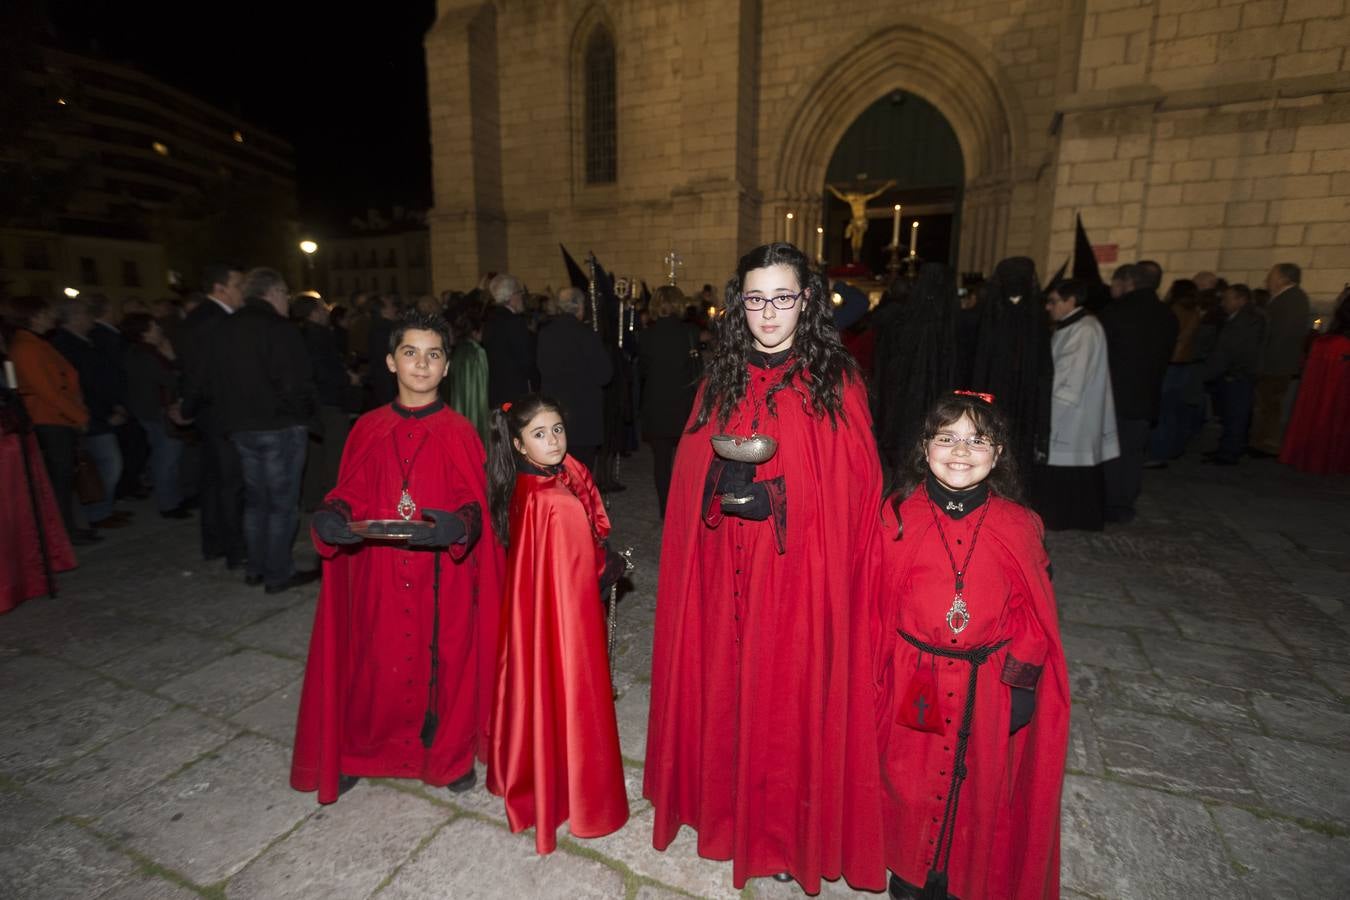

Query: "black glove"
<box><xmin>1010</xmin><ymin>687</ymin><xmax>1035</xmax><ymax>734</ymax></box>
<box><xmin>313</xmin><ymin>508</ymin><xmax>361</xmax><ymax>545</ymax></box>
<box><xmin>407</xmin><ymin>508</ymin><xmax>467</xmax><ymax>549</ymax></box>
<box><xmin>600</xmin><ymin>546</ymin><xmax>625</xmax><ymax>597</ymax></box>
<box><xmin>720</xmin><ymin>482</ymin><xmax>771</xmax><ymax>520</ymax></box>
<box><xmin>719</xmin><ymin>460</ymin><xmax>756</xmax><ymax>495</ymax></box>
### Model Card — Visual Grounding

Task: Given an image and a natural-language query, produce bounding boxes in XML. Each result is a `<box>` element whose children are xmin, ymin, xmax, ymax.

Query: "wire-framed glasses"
<box><xmin>929</xmin><ymin>433</ymin><xmax>995</xmax><ymax>453</ymax></box>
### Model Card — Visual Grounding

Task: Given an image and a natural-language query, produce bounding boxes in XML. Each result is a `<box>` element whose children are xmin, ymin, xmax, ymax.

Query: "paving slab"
<box><xmin>1248</xmin><ymin>693</ymin><xmax>1350</xmax><ymax>747</ymax></box>
<box><xmin>1168</xmin><ymin>611</ymin><xmax>1288</xmax><ymax>655</ymax></box>
<box><xmin>0</xmin><ymin>677</ymin><xmax>173</xmax><ymax>783</ymax></box>
<box><xmin>100</xmin><ymin>733</ymin><xmax>317</xmax><ymax>884</ymax></box>
<box><xmin>584</xmin><ymin>807</ymin><xmax>742</xmax><ymax>900</ymax></box>
<box><xmin>28</xmin><ymin>706</ymin><xmax>238</xmax><ymax>819</ymax></box>
<box><xmin>0</xmin><ymin>820</ymin><xmax>145</xmax><ymax>900</ymax></box>
<box><xmin>1060</xmin><ymin>775</ymin><xmax>1244</xmax><ymax>899</ymax></box>
<box><xmin>227</xmin><ymin>782</ymin><xmax>450</xmax><ymax>900</ymax></box>
<box><xmin>1230</xmin><ymin>734</ymin><xmax>1350</xmax><ymax>825</ymax></box>
<box><xmin>99</xmin><ymin>876</ymin><xmax>205</xmax><ymax>900</ymax></box>
<box><xmin>97</xmin><ymin>628</ymin><xmax>233</xmax><ymax>691</ymax></box>
<box><xmin>231</xmin><ymin>682</ymin><xmax>303</xmax><ymax>744</ymax></box>
<box><xmin>232</xmin><ymin>599</ymin><xmax>319</xmax><ymax>660</ymax></box>
<box><xmin>1210</xmin><ymin>804</ymin><xmax>1350</xmax><ymax>898</ymax></box>
<box><xmin>616</xmin><ymin>681</ymin><xmax>651</xmax><ymax>763</ymax></box>
<box><xmin>1057</xmin><ymin>594</ymin><xmax>1177</xmax><ymax>633</ymax></box>
<box><xmin>1140</xmin><ymin>635</ymin><xmax>1328</xmax><ymax>701</ymax></box>
<box><xmin>1096</xmin><ymin>709</ymin><xmax>1259</xmax><ymax>804</ymax></box>
<box><xmin>1105</xmin><ymin>669</ymin><xmax>1261</xmax><ymax>731</ymax></box>
<box><xmin>1263</xmin><ymin>611</ymin><xmax>1350</xmax><ymax>662</ymax></box>
<box><xmin>0</xmin><ymin>652</ymin><xmax>102</xmax><ymax>716</ymax></box>
<box><xmin>0</xmin><ymin>786</ymin><xmax>59</xmax><ymax>845</ymax></box>
<box><xmin>377</xmin><ymin>817</ymin><xmax>627</xmax><ymax>899</ymax></box>
<box><xmin>157</xmin><ymin>648</ymin><xmax>303</xmax><ymax>718</ymax></box>
<box><xmin>1058</xmin><ymin>622</ymin><xmax>1151</xmax><ymax>673</ymax></box>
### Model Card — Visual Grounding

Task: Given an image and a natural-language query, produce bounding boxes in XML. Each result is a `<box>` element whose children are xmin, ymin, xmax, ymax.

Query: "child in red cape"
<box><xmin>875</xmin><ymin>393</ymin><xmax>1069</xmax><ymax>900</ymax></box>
<box><xmin>485</xmin><ymin>394</ymin><xmax>629</xmax><ymax>853</ymax></box>
<box><xmin>291</xmin><ymin>310</ymin><xmax>504</xmax><ymax>803</ymax></box>
<box><xmin>644</xmin><ymin>241</ymin><xmax>886</xmax><ymax>893</ymax></box>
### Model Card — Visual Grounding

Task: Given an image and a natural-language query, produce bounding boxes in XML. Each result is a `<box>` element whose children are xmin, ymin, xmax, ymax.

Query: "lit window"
<box><xmin>152</xmin><ymin>141</ymin><xmax>169</xmax><ymax>156</ymax></box>
<box><xmin>584</xmin><ymin>28</ymin><xmax>617</xmax><ymax>185</ymax></box>
<box><xmin>57</xmin><ymin>97</ymin><xmax>68</xmax><ymax>106</ymax></box>
<box><xmin>232</xmin><ymin>130</ymin><xmax>244</xmax><ymax>143</ymax></box>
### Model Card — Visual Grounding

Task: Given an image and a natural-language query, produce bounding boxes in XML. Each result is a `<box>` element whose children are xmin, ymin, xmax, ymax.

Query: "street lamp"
<box><xmin>299</xmin><ymin>240</ymin><xmax>318</xmax><ymax>289</ymax></box>
<box><xmin>63</xmin><ymin>287</ymin><xmax>80</xmax><ymax>298</ymax></box>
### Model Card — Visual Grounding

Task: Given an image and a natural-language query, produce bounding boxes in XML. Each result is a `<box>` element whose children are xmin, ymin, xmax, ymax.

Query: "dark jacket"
<box><xmin>1096</xmin><ymin>288</ymin><xmax>1179</xmax><ymax>423</ymax></box>
<box><xmin>638</xmin><ymin>315</ymin><xmax>701</xmax><ymax>438</ymax></box>
<box><xmin>177</xmin><ymin>298</ymin><xmax>230</xmax><ymax>424</ymax></box>
<box><xmin>1204</xmin><ymin>307</ymin><xmax>1266</xmax><ymax>381</ymax></box>
<box><xmin>300</xmin><ymin>322</ymin><xmax>350</xmax><ymax>409</ymax></box>
<box><xmin>124</xmin><ymin>342</ymin><xmax>178</xmax><ymax>423</ymax></box>
<box><xmin>482</xmin><ymin>304</ymin><xmax>536</xmax><ymax>407</ymax></box>
<box><xmin>1260</xmin><ymin>285</ymin><xmax>1310</xmax><ymax>377</ymax></box>
<box><xmin>90</xmin><ymin>321</ymin><xmax>128</xmax><ymax>406</ymax></box>
<box><xmin>365</xmin><ymin>313</ymin><xmax>397</xmax><ymax>407</ymax></box>
<box><xmin>49</xmin><ymin>328</ymin><xmax>120</xmax><ymax>434</ymax></box>
<box><xmin>181</xmin><ymin>297</ymin><xmax>316</xmax><ymax>434</ymax></box>
<box><xmin>536</xmin><ymin>314</ymin><xmax>612</xmax><ymax>447</ymax></box>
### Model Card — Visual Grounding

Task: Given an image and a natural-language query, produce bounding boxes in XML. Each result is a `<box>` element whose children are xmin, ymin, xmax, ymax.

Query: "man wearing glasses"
<box><xmin>183</xmin><ymin>267</ymin><xmax>318</xmax><ymax>593</ymax></box>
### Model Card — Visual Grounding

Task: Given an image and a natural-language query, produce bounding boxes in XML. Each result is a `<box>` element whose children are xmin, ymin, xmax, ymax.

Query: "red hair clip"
<box><xmin>501</xmin><ymin>402</ymin><xmax>512</xmax><ymax>412</ymax></box>
<box><xmin>954</xmin><ymin>390</ymin><xmax>995</xmax><ymax>404</ymax></box>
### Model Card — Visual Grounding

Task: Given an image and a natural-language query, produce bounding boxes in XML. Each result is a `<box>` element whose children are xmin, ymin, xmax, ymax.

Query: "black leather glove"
<box><xmin>407</xmin><ymin>508</ymin><xmax>467</xmax><ymax>549</ymax></box>
<box><xmin>1010</xmin><ymin>687</ymin><xmax>1035</xmax><ymax>734</ymax></box>
<box><xmin>313</xmin><ymin>507</ymin><xmax>361</xmax><ymax>545</ymax></box>
<box><xmin>600</xmin><ymin>546</ymin><xmax>625</xmax><ymax>597</ymax></box>
<box><xmin>719</xmin><ymin>460</ymin><xmax>756</xmax><ymax>495</ymax></box>
<box><xmin>720</xmin><ymin>482</ymin><xmax>771</xmax><ymax>520</ymax></box>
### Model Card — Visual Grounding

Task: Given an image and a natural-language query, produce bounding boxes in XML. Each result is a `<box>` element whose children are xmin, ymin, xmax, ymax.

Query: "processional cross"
<box><xmin>827</xmin><ymin>180</ymin><xmax>896</xmax><ymax>261</ymax></box>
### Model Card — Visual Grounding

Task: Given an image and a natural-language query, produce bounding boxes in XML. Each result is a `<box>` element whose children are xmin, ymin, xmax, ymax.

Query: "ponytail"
<box><xmin>484</xmin><ymin>393</ymin><xmax>568</xmax><ymax>547</ymax></box>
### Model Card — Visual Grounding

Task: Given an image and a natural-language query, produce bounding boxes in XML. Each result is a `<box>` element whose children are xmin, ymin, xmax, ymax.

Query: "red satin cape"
<box><xmin>486</xmin><ymin>455</ymin><xmax>629</xmax><ymax>853</ymax></box>
<box><xmin>1280</xmin><ymin>334</ymin><xmax>1350</xmax><ymax>474</ymax></box>
<box><xmin>873</xmin><ymin>491</ymin><xmax>1069</xmax><ymax>900</ymax></box>
<box><xmin>290</xmin><ymin>404</ymin><xmax>504</xmax><ymax>803</ymax></box>
<box><xmin>644</xmin><ymin>367</ymin><xmax>887</xmax><ymax>893</ymax></box>
<box><xmin>1</xmin><ymin>430</ymin><xmax>76</xmax><ymax>614</ymax></box>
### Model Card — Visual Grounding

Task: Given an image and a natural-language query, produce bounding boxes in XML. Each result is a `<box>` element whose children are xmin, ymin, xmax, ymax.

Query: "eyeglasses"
<box><xmin>741</xmin><ymin>291</ymin><xmax>803</xmax><ymax>311</ymax></box>
<box><xmin>929</xmin><ymin>433</ymin><xmax>995</xmax><ymax>453</ymax></box>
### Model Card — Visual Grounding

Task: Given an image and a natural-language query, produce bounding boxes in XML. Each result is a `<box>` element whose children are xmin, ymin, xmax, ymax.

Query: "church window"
<box><xmin>584</xmin><ymin>28</ymin><xmax>617</xmax><ymax>184</ymax></box>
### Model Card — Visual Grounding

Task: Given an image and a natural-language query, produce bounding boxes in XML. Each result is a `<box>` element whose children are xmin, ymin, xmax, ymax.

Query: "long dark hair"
<box><xmin>886</xmin><ymin>393</ymin><xmax>1025</xmax><ymax>528</ymax></box>
<box><xmin>690</xmin><ymin>242</ymin><xmax>858</xmax><ymax>431</ymax></box>
<box><xmin>485</xmin><ymin>394</ymin><xmax>565</xmax><ymax>546</ymax></box>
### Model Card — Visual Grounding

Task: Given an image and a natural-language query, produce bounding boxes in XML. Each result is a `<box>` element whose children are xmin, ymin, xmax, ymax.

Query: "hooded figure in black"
<box><xmin>967</xmin><ymin>257</ymin><xmax>1053</xmax><ymax>486</ymax></box>
<box><xmin>872</xmin><ymin>263</ymin><xmax>959</xmax><ymax>478</ymax></box>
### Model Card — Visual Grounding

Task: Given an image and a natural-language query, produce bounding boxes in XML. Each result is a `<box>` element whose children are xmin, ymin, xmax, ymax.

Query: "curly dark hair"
<box><xmin>886</xmin><ymin>392</ymin><xmax>1025</xmax><ymax>526</ymax></box>
<box><xmin>485</xmin><ymin>394</ymin><xmax>565</xmax><ymax>547</ymax></box>
<box><xmin>388</xmin><ymin>310</ymin><xmax>450</xmax><ymax>354</ymax></box>
<box><xmin>691</xmin><ymin>242</ymin><xmax>858</xmax><ymax>431</ymax></box>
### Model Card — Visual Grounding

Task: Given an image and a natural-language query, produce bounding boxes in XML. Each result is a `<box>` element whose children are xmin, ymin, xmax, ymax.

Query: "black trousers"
<box><xmin>34</xmin><ymin>424</ymin><xmax>78</xmax><ymax>536</ymax></box>
<box><xmin>648</xmin><ymin>436</ymin><xmax>678</xmax><ymax>519</ymax></box>
<box><xmin>198</xmin><ymin>417</ymin><xmax>245</xmax><ymax>562</ymax></box>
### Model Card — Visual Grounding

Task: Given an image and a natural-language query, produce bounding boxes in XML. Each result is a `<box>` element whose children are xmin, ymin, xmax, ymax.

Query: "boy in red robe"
<box><xmin>291</xmin><ymin>311</ymin><xmax>505</xmax><ymax>803</ymax></box>
<box><xmin>644</xmin><ymin>242</ymin><xmax>886</xmax><ymax>893</ymax></box>
<box><xmin>875</xmin><ymin>393</ymin><xmax>1068</xmax><ymax>900</ymax></box>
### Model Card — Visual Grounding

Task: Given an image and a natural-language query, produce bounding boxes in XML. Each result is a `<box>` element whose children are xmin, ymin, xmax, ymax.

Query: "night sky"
<box><xmin>42</xmin><ymin>0</ymin><xmax>438</xmax><ymax>231</ymax></box>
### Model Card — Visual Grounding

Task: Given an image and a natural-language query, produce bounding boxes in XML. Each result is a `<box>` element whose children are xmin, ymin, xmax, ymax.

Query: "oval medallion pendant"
<box><xmin>946</xmin><ymin>595</ymin><xmax>971</xmax><ymax>635</ymax></box>
<box><xmin>397</xmin><ymin>489</ymin><xmax>417</xmax><ymax>521</ymax></box>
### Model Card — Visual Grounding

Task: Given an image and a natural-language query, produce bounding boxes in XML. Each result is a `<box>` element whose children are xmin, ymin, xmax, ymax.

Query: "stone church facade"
<box><xmin>426</xmin><ymin>0</ymin><xmax>1350</xmax><ymax>308</ymax></box>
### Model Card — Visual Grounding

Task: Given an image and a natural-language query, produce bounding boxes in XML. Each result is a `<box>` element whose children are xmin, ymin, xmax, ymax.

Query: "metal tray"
<box><xmin>349</xmin><ymin>519</ymin><xmax>434</xmax><ymax>541</ymax></box>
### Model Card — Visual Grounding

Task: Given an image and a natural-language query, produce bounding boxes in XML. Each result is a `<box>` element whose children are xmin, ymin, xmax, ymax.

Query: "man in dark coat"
<box><xmin>295</xmin><ymin>297</ymin><xmax>354</xmax><ymax>510</ymax></box>
<box><xmin>364</xmin><ymin>294</ymin><xmax>398</xmax><ymax>409</ymax></box>
<box><xmin>638</xmin><ymin>285</ymin><xmax>702</xmax><ymax>517</ymax></box>
<box><xmin>536</xmin><ymin>287</ymin><xmax>612</xmax><ymax>474</ymax></box>
<box><xmin>1202</xmin><ymin>284</ymin><xmax>1265</xmax><ymax>465</ymax></box>
<box><xmin>1097</xmin><ymin>262</ymin><xmax>1179</xmax><ymax>523</ymax></box>
<box><xmin>1249</xmin><ymin>262</ymin><xmax>1311</xmax><ymax>456</ymax></box>
<box><xmin>178</xmin><ymin>262</ymin><xmax>247</xmax><ymax>566</ymax></box>
<box><xmin>482</xmin><ymin>273</ymin><xmax>536</xmax><ymax>407</ymax></box>
<box><xmin>183</xmin><ymin>267</ymin><xmax>318</xmax><ymax>593</ymax></box>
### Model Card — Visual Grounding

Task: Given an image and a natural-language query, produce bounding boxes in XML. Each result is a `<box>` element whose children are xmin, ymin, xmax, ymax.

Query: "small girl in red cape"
<box><xmin>875</xmin><ymin>392</ymin><xmax>1069</xmax><ymax>900</ymax></box>
<box><xmin>485</xmin><ymin>394</ymin><xmax>629</xmax><ymax>854</ymax></box>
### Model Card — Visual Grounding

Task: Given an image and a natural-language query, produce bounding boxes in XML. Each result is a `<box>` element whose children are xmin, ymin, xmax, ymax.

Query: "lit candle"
<box><xmin>786</xmin><ymin>211</ymin><xmax>795</xmax><ymax>246</ymax></box>
<box><xmin>816</xmin><ymin>225</ymin><xmax>824</xmax><ymax>261</ymax></box>
<box><xmin>891</xmin><ymin>204</ymin><xmax>901</xmax><ymax>247</ymax></box>
<box><xmin>909</xmin><ymin>220</ymin><xmax>919</xmax><ymax>256</ymax></box>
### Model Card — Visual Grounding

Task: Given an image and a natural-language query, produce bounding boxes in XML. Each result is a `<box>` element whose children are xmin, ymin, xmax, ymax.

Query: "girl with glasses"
<box><xmin>874</xmin><ymin>392</ymin><xmax>1068</xmax><ymax>900</ymax></box>
<box><xmin>645</xmin><ymin>242</ymin><xmax>887</xmax><ymax>893</ymax></box>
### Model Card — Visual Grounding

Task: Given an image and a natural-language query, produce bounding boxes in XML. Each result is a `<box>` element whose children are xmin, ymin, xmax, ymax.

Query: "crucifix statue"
<box><xmin>827</xmin><ymin>180</ymin><xmax>895</xmax><ymax>261</ymax></box>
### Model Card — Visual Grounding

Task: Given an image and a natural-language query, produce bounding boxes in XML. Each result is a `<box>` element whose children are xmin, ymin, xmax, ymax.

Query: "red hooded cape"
<box><xmin>1280</xmin><ymin>334</ymin><xmax>1350</xmax><ymax>474</ymax></box>
<box><xmin>487</xmin><ymin>455</ymin><xmax>629</xmax><ymax>853</ymax></box>
<box><xmin>644</xmin><ymin>366</ymin><xmax>886</xmax><ymax>893</ymax></box>
<box><xmin>874</xmin><ymin>489</ymin><xmax>1069</xmax><ymax>900</ymax></box>
<box><xmin>1</xmin><ymin>429</ymin><xmax>76</xmax><ymax>614</ymax></box>
<box><xmin>290</xmin><ymin>402</ymin><xmax>504</xmax><ymax>803</ymax></box>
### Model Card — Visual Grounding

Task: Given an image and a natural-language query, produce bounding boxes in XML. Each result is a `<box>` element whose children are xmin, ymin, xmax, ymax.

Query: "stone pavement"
<box><xmin>2</xmin><ymin>446</ymin><xmax>1348</xmax><ymax>899</ymax></box>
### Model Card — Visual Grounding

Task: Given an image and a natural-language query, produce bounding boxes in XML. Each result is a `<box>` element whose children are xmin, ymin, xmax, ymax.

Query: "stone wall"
<box><xmin>427</xmin><ymin>0</ymin><xmax>1349</xmax><ymax>310</ymax></box>
<box><xmin>1052</xmin><ymin>0</ymin><xmax>1350</xmax><ymax>310</ymax></box>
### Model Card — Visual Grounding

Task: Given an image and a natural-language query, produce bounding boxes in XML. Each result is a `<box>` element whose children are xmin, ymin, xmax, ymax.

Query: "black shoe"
<box><xmin>225</xmin><ymin>556</ymin><xmax>247</xmax><ymax>571</ymax></box>
<box><xmin>772</xmin><ymin>872</ymin><xmax>794</xmax><ymax>884</ymax></box>
<box><xmin>71</xmin><ymin>528</ymin><xmax>102</xmax><ymax>546</ymax></box>
<box><xmin>264</xmin><ymin>570</ymin><xmax>320</xmax><ymax>594</ymax></box>
<box><xmin>337</xmin><ymin>774</ymin><xmax>360</xmax><ymax>796</ymax></box>
<box><xmin>888</xmin><ymin>874</ymin><xmax>920</xmax><ymax>899</ymax></box>
<box><xmin>447</xmin><ymin>768</ymin><xmax>477</xmax><ymax>793</ymax></box>
<box><xmin>244</xmin><ymin>574</ymin><xmax>264</xmax><ymax>587</ymax></box>
<box><xmin>160</xmin><ymin>506</ymin><xmax>193</xmax><ymax>519</ymax></box>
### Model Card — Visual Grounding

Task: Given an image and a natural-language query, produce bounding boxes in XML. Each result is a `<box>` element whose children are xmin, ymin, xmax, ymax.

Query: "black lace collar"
<box><xmin>925</xmin><ymin>473</ymin><xmax>990</xmax><ymax>520</ymax></box>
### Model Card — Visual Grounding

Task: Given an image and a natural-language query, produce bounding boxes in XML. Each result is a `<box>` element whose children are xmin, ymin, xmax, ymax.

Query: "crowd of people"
<box><xmin>1</xmin><ymin>239</ymin><xmax>1346</xmax><ymax>898</ymax></box>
